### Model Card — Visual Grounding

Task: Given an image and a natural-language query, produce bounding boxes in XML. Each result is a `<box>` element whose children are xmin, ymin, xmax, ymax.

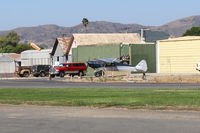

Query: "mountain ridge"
<box><xmin>151</xmin><ymin>15</ymin><xmax>200</xmax><ymax>37</ymax></box>
<box><xmin>0</xmin><ymin>15</ymin><xmax>200</xmax><ymax>48</ymax></box>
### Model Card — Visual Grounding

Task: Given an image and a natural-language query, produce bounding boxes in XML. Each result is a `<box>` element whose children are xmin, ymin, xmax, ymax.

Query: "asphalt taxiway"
<box><xmin>0</xmin><ymin>78</ymin><xmax>200</xmax><ymax>88</ymax></box>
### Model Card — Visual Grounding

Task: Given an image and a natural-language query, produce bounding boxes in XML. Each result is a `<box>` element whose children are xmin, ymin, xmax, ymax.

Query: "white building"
<box><xmin>21</xmin><ymin>49</ymin><xmax>52</xmax><ymax>66</ymax></box>
<box><xmin>0</xmin><ymin>53</ymin><xmax>20</xmax><ymax>73</ymax></box>
<box><xmin>51</xmin><ymin>37</ymin><xmax>73</xmax><ymax>65</ymax></box>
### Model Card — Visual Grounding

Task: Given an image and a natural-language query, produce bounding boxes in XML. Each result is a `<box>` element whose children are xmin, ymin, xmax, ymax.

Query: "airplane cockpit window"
<box><xmin>111</xmin><ymin>63</ymin><xmax>115</xmax><ymax>66</ymax></box>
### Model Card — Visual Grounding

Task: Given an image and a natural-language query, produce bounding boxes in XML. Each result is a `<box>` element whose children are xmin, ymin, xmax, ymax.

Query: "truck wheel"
<box><xmin>40</xmin><ymin>72</ymin><xmax>45</xmax><ymax>77</ymax></box>
<box><xmin>69</xmin><ymin>74</ymin><xmax>75</xmax><ymax>77</ymax></box>
<box><xmin>19</xmin><ymin>74</ymin><xmax>24</xmax><ymax>77</ymax></box>
<box><xmin>34</xmin><ymin>75</ymin><xmax>39</xmax><ymax>77</ymax></box>
<box><xmin>23</xmin><ymin>72</ymin><xmax>30</xmax><ymax>77</ymax></box>
<box><xmin>78</xmin><ymin>71</ymin><xmax>84</xmax><ymax>77</ymax></box>
<box><xmin>60</xmin><ymin>71</ymin><xmax>65</xmax><ymax>78</ymax></box>
<box><xmin>50</xmin><ymin>74</ymin><xmax>55</xmax><ymax>78</ymax></box>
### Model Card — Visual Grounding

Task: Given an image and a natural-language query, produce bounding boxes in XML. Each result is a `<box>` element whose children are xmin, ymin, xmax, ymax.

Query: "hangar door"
<box><xmin>72</xmin><ymin>44</ymin><xmax>121</xmax><ymax>62</ymax></box>
<box><xmin>130</xmin><ymin>44</ymin><xmax>156</xmax><ymax>73</ymax></box>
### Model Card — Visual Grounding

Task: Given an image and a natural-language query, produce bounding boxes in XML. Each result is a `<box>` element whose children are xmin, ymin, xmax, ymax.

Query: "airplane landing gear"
<box><xmin>142</xmin><ymin>73</ymin><xmax>146</xmax><ymax>80</ymax></box>
<box><xmin>94</xmin><ymin>70</ymin><xmax>105</xmax><ymax>77</ymax></box>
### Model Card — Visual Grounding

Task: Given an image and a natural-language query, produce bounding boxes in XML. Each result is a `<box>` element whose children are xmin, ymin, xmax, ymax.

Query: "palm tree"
<box><xmin>82</xmin><ymin>18</ymin><xmax>89</xmax><ymax>32</ymax></box>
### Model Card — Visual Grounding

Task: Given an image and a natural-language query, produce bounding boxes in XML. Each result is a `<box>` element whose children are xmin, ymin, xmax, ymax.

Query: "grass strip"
<box><xmin>0</xmin><ymin>88</ymin><xmax>200</xmax><ymax>110</ymax></box>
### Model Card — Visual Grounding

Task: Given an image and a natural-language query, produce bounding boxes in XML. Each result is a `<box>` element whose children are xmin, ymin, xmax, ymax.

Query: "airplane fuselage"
<box><xmin>87</xmin><ymin>59</ymin><xmax>147</xmax><ymax>76</ymax></box>
<box><xmin>96</xmin><ymin>65</ymin><xmax>144</xmax><ymax>73</ymax></box>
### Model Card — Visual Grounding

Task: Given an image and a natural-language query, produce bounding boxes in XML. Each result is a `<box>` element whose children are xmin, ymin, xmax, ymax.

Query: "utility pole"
<box><xmin>140</xmin><ymin>28</ymin><xmax>150</xmax><ymax>43</ymax></box>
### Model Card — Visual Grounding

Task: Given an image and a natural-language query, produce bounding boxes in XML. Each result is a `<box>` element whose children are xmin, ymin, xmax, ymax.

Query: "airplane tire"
<box><xmin>94</xmin><ymin>70</ymin><xmax>104</xmax><ymax>77</ymax></box>
<box><xmin>94</xmin><ymin>72</ymin><xmax>101</xmax><ymax>77</ymax></box>
<box><xmin>78</xmin><ymin>71</ymin><xmax>85</xmax><ymax>76</ymax></box>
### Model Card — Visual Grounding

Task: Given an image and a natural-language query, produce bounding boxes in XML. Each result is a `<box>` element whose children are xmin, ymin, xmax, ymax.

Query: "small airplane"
<box><xmin>87</xmin><ymin>58</ymin><xmax>148</xmax><ymax>78</ymax></box>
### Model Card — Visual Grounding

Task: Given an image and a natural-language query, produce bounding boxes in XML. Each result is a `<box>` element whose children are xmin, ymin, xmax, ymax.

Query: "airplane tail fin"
<box><xmin>135</xmin><ymin>60</ymin><xmax>148</xmax><ymax>72</ymax></box>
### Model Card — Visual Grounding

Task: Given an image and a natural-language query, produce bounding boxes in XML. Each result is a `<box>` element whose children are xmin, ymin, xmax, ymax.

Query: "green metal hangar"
<box><xmin>51</xmin><ymin>33</ymin><xmax>157</xmax><ymax>73</ymax></box>
<box><xmin>71</xmin><ymin>33</ymin><xmax>156</xmax><ymax>73</ymax></box>
<box><xmin>156</xmin><ymin>36</ymin><xmax>200</xmax><ymax>74</ymax></box>
<box><xmin>71</xmin><ymin>33</ymin><xmax>141</xmax><ymax>62</ymax></box>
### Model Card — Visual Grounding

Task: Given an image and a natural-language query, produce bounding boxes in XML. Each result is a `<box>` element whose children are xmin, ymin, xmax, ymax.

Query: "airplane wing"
<box><xmin>96</xmin><ymin>58</ymin><xmax>121</xmax><ymax>63</ymax></box>
<box><xmin>87</xmin><ymin>58</ymin><xmax>119</xmax><ymax>69</ymax></box>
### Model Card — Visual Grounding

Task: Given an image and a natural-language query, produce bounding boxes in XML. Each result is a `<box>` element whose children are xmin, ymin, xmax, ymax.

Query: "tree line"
<box><xmin>0</xmin><ymin>31</ymin><xmax>32</xmax><ymax>53</ymax></box>
<box><xmin>183</xmin><ymin>27</ymin><xmax>200</xmax><ymax>36</ymax></box>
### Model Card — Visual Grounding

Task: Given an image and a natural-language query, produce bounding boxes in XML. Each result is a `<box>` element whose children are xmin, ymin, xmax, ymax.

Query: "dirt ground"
<box><xmin>62</xmin><ymin>72</ymin><xmax>200</xmax><ymax>83</ymax></box>
<box><xmin>2</xmin><ymin>72</ymin><xmax>200</xmax><ymax>83</ymax></box>
<box><xmin>1</xmin><ymin>104</ymin><xmax>200</xmax><ymax>119</ymax></box>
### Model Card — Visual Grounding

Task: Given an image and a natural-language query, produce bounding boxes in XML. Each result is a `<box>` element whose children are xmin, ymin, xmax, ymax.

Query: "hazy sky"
<box><xmin>0</xmin><ymin>0</ymin><xmax>200</xmax><ymax>30</ymax></box>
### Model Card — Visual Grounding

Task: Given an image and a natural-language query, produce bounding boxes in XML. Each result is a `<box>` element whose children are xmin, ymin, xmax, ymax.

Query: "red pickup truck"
<box><xmin>49</xmin><ymin>62</ymin><xmax>87</xmax><ymax>78</ymax></box>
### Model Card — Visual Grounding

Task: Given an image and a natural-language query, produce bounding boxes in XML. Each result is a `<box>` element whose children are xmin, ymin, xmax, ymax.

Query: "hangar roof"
<box><xmin>51</xmin><ymin>33</ymin><xmax>142</xmax><ymax>56</ymax></box>
<box><xmin>0</xmin><ymin>53</ymin><xmax>20</xmax><ymax>61</ymax></box>
<box><xmin>51</xmin><ymin>37</ymin><xmax>73</xmax><ymax>56</ymax></box>
<box><xmin>0</xmin><ymin>55</ymin><xmax>14</xmax><ymax>62</ymax></box>
<box><xmin>72</xmin><ymin>33</ymin><xmax>141</xmax><ymax>46</ymax></box>
<box><xmin>158</xmin><ymin>36</ymin><xmax>200</xmax><ymax>42</ymax></box>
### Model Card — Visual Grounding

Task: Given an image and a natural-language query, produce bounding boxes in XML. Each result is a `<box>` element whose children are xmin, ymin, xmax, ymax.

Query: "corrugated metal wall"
<box><xmin>120</xmin><ymin>45</ymin><xmax>129</xmax><ymax>56</ymax></box>
<box><xmin>0</xmin><ymin>62</ymin><xmax>15</xmax><ymax>73</ymax></box>
<box><xmin>0</xmin><ymin>55</ymin><xmax>16</xmax><ymax>73</ymax></box>
<box><xmin>72</xmin><ymin>48</ymin><xmax>78</xmax><ymax>63</ymax></box>
<box><xmin>129</xmin><ymin>44</ymin><xmax>156</xmax><ymax>73</ymax></box>
<box><xmin>72</xmin><ymin>44</ymin><xmax>121</xmax><ymax>62</ymax></box>
<box><xmin>158</xmin><ymin>40</ymin><xmax>200</xmax><ymax>73</ymax></box>
<box><xmin>21</xmin><ymin>50</ymin><xmax>51</xmax><ymax>66</ymax></box>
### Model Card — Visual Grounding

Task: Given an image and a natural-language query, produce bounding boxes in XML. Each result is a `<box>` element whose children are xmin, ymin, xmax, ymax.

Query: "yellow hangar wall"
<box><xmin>157</xmin><ymin>37</ymin><xmax>200</xmax><ymax>73</ymax></box>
